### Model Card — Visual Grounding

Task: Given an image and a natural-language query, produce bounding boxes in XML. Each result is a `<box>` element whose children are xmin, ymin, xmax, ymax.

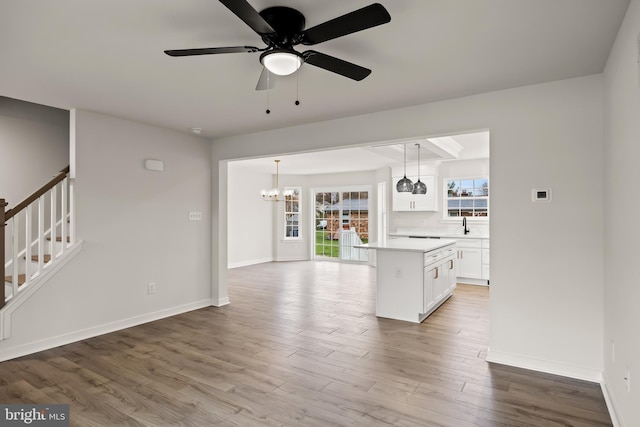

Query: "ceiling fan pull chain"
<box><xmin>266</xmin><ymin>70</ymin><xmax>271</xmax><ymax>114</ymax></box>
<box><xmin>295</xmin><ymin>71</ymin><xmax>300</xmax><ymax>106</ymax></box>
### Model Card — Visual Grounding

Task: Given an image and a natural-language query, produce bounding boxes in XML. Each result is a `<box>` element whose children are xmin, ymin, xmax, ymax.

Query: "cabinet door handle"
<box><xmin>434</xmin><ymin>267</ymin><xmax>439</xmax><ymax>279</ymax></box>
<box><xmin>450</xmin><ymin>260</ymin><xmax>454</xmax><ymax>269</ymax></box>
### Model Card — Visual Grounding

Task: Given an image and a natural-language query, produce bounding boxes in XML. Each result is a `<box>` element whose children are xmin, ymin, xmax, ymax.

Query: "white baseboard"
<box><xmin>228</xmin><ymin>258</ymin><xmax>272</xmax><ymax>269</ymax></box>
<box><xmin>0</xmin><ymin>298</ymin><xmax>212</xmax><ymax>362</ymax></box>
<box><xmin>457</xmin><ymin>277</ymin><xmax>489</xmax><ymax>286</ymax></box>
<box><xmin>213</xmin><ymin>297</ymin><xmax>230</xmax><ymax>307</ymax></box>
<box><xmin>601</xmin><ymin>373</ymin><xmax>622</xmax><ymax>427</ymax></box>
<box><xmin>274</xmin><ymin>257</ymin><xmax>308</xmax><ymax>262</ymax></box>
<box><xmin>486</xmin><ymin>348</ymin><xmax>602</xmax><ymax>383</ymax></box>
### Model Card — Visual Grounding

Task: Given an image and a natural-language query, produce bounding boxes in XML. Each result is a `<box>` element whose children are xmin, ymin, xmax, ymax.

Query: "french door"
<box><xmin>313</xmin><ymin>188</ymin><xmax>369</xmax><ymax>262</ymax></box>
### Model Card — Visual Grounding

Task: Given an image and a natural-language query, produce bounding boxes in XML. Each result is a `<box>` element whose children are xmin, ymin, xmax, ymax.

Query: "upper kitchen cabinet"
<box><xmin>392</xmin><ymin>174</ymin><xmax>437</xmax><ymax>211</ymax></box>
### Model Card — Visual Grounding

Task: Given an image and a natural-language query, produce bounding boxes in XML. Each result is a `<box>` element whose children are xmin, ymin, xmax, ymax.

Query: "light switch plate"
<box><xmin>189</xmin><ymin>211</ymin><xmax>202</xmax><ymax>221</ymax></box>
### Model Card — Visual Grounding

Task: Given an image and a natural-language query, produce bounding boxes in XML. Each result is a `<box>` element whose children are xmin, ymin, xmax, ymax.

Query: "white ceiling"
<box><xmin>230</xmin><ymin>130</ymin><xmax>490</xmax><ymax>175</ymax></box>
<box><xmin>0</xmin><ymin>0</ymin><xmax>629</xmax><ymax>140</ymax></box>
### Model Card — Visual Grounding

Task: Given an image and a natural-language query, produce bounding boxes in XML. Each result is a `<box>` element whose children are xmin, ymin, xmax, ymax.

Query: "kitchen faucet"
<box><xmin>463</xmin><ymin>217</ymin><xmax>469</xmax><ymax>235</ymax></box>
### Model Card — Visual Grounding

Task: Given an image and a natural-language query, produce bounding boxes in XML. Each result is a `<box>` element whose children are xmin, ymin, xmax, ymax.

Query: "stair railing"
<box><xmin>1</xmin><ymin>166</ymin><xmax>73</xmax><ymax>308</ymax></box>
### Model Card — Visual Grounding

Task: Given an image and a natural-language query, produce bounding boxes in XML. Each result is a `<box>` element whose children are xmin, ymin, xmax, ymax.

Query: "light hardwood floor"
<box><xmin>0</xmin><ymin>261</ymin><xmax>612</xmax><ymax>426</ymax></box>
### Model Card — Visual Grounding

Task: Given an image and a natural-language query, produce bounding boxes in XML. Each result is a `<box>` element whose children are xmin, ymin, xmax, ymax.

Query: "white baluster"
<box><xmin>50</xmin><ymin>184</ymin><xmax>57</xmax><ymax>260</ymax></box>
<box><xmin>25</xmin><ymin>205</ymin><xmax>32</xmax><ymax>286</ymax></box>
<box><xmin>11</xmin><ymin>217</ymin><xmax>18</xmax><ymax>298</ymax></box>
<box><xmin>37</xmin><ymin>196</ymin><xmax>45</xmax><ymax>273</ymax></box>
<box><xmin>60</xmin><ymin>179</ymin><xmax>67</xmax><ymax>254</ymax></box>
<box><xmin>68</xmin><ymin>178</ymin><xmax>75</xmax><ymax>245</ymax></box>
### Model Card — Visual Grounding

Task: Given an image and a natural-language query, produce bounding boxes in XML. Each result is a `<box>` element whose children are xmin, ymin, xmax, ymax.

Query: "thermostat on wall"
<box><xmin>532</xmin><ymin>188</ymin><xmax>551</xmax><ymax>202</ymax></box>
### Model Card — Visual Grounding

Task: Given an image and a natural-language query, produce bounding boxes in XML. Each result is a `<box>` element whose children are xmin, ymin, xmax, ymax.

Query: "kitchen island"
<box><xmin>356</xmin><ymin>238</ymin><xmax>457</xmax><ymax>323</ymax></box>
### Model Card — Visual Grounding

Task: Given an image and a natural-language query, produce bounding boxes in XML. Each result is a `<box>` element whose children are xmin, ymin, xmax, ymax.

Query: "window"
<box><xmin>284</xmin><ymin>187</ymin><xmax>301</xmax><ymax>239</ymax></box>
<box><xmin>445</xmin><ymin>178</ymin><xmax>489</xmax><ymax>218</ymax></box>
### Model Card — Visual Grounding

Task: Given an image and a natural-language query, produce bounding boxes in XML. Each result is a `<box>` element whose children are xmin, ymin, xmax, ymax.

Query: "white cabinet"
<box><xmin>366</xmin><ymin>239</ymin><xmax>457</xmax><ymax>323</ymax></box>
<box><xmin>423</xmin><ymin>246</ymin><xmax>456</xmax><ymax>317</ymax></box>
<box><xmin>453</xmin><ymin>237</ymin><xmax>489</xmax><ymax>285</ymax></box>
<box><xmin>423</xmin><ymin>264</ymin><xmax>438</xmax><ymax>314</ymax></box>
<box><xmin>392</xmin><ymin>175</ymin><xmax>437</xmax><ymax>211</ymax></box>
<box><xmin>443</xmin><ymin>254</ymin><xmax>457</xmax><ymax>295</ymax></box>
<box><xmin>456</xmin><ymin>238</ymin><xmax>483</xmax><ymax>281</ymax></box>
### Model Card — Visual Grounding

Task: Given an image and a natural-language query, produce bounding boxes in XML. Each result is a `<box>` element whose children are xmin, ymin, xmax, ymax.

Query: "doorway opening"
<box><xmin>313</xmin><ymin>189</ymin><xmax>369</xmax><ymax>262</ymax></box>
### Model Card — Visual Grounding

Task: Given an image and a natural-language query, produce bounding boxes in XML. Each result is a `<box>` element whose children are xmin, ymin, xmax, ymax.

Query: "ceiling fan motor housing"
<box><xmin>259</xmin><ymin>6</ymin><xmax>306</xmax><ymax>48</ymax></box>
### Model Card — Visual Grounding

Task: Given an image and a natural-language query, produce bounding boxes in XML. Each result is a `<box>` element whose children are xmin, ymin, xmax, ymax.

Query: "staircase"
<box><xmin>1</xmin><ymin>166</ymin><xmax>82</xmax><ymax>340</ymax></box>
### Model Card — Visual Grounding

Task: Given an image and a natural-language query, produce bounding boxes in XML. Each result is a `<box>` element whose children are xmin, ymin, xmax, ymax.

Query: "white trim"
<box><xmin>0</xmin><ymin>298</ymin><xmax>212</xmax><ymax>362</ymax></box>
<box><xmin>457</xmin><ymin>277</ymin><xmax>489</xmax><ymax>286</ymax></box>
<box><xmin>2</xmin><ymin>241</ymin><xmax>84</xmax><ymax>340</ymax></box>
<box><xmin>213</xmin><ymin>297</ymin><xmax>230</xmax><ymax>307</ymax></box>
<box><xmin>274</xmin><ymin>256</ymin><xmax>308</xmax><ymax>262</ymax></box>
<box><xmin>601</xmin><ymin>373</ymin><xmax>622</xmax><ymax>427</ymax></box>
<box><xmin>228</xmin><ymin>258</ymin><xmax>273</xmax><ymax>269</ymax></box>
<box><xmin>486</xmin><ymin>348</ymin><xmax>602</xmax><ymax>383</ymax></box>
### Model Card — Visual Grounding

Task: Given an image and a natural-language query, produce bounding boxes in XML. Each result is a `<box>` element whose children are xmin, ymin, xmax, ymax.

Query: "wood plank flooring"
<box><xmin>0</xmin><ymin>261</ymin><xmax>612</xmax><ymax>426</ymax></box>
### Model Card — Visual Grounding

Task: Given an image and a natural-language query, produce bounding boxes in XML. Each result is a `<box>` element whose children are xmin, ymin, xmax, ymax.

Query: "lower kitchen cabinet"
<box><xmin>457</xmin><ymin>241</ymin><xmax>482</xmax><ymax>279</ymax></box>
<box><xmin>424</xmin><ymin>247</ymin><xmax>456</xmax><ymax>315</ymax></box>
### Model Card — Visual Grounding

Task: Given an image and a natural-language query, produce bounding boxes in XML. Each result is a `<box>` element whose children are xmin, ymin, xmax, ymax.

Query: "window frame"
<box><xmin>443</xmin><ymin>177</ymin><xmax>489</xmax><ymax>221</ymax></box>
<box><xmin>283</xmin><ymin>186</ymin><xmax>302</xmax><ymax>240</ymax></box>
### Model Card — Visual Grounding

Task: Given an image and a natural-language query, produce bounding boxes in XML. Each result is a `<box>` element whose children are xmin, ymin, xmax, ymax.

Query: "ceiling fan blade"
<box><xmin>303</xmin><ymin>51</ymin><xmax>371</xmax><ymax>81</ymax></box>
<box><xmin>164</xmin><ymin>46</ymin><xmax>260</xmax><ymax>57</ymax></box>
<box><xmin>300</xmin><ymin>3</ymin><xmax>391</xmax><ymax>45</ymax></box>
<box><xmin>255</xmin><ymin>67</ymin><xmax>275</xmax><ymax>91</ymax></box>
<box><xmin>219</xmin><ymin>0</ymin><xmax>275</xmax><ymax>35</ymax></box>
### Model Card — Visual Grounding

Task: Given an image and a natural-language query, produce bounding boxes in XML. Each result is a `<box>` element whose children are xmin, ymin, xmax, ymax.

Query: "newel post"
<box><xmin>0</xmin><ymin>198</ymin><xmax>6</xmax><ymax>308</ymax></box>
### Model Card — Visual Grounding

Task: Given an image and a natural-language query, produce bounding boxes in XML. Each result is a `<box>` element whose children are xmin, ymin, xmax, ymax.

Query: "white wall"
<box><xmin>212</xmin><ymin>74</ymin><xmax>605</xmax><ymax>382</ymax></box>
<box><xmin>226</xmin><ymin>168</ymin><xmax>379</xmax><ymax>266</ymax></box>
<box><xmin>0</xmin><ymin>109</ymin><xmax>212</xmax><ymax>360</ymax></box>
<box><xmin>0</xmin><ymin>97</ymin><xmax>69</xmax><ymax>206</ymax></box>
<box><xmin>603</xmin><ymin>0</ymin><xmax>640</xmax><ymax>425</ymax></box>
<box><xmin>227</xmin><ymin>162</ymin><xmax>273</xmax><ymax>268</ymax></box>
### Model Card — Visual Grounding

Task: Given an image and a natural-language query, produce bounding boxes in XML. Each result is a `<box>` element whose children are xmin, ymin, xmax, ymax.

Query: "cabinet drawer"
<box><xmin>424</xmin><ymin>250</ymin><xmax>443</xmax><ymax>267</ymax></box>
<box><xmin>456</xmin><ymin>238</ymin><xmax>482</xmax><ymax>248</ymax></box>
<box><xmin>442</xmin><ymin>246</ymin><xmax>456</xmax><ymax>259</ymax></box>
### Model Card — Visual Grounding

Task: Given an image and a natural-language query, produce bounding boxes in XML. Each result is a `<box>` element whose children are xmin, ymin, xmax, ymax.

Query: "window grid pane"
<box><xmin>284</xmin><ymin>187</ymin><xmax>301</xmax><ymax>239</ymax></box>
<box><xmin>446</xmin><ymin>178</ymin><xmax>489</xmax><ymax>218</ymax></box>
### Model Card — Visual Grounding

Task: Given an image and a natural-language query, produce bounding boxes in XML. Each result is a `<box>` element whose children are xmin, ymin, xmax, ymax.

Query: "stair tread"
<box><xmin>4</xmin><ymin>274</ymin><xmax>26</xmax><ymax>285</ymax></box>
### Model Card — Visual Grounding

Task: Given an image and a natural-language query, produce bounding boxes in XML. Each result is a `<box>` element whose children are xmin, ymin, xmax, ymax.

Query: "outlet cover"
<box><xmin>148</xmin><ymin>282</ymin><xmax>156</xmax><ymax>294</ymax></box>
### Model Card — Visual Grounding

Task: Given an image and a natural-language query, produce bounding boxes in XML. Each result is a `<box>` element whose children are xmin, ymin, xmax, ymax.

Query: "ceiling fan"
<box><xmin>164</xmin><ymin>0</ymin><xmax>391</xmax><ymax>90</ymax></box>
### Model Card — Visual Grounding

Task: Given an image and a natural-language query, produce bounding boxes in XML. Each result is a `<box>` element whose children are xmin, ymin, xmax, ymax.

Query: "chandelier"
<box><xmin>261</xmin><ymin>160</ymin><xmax>293</xmax><ymax>202</ymax></box>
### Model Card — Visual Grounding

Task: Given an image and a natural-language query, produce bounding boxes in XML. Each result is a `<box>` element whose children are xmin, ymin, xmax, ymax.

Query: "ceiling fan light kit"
<box><xmin>164</xmin><ymin>1</ymin><xmax>391</xmax><ymax>90</ymax></box>
<box><xmin>260</xmin><ymin>49</ymin><xmax>302</xmax><ymax>76</ymax></box>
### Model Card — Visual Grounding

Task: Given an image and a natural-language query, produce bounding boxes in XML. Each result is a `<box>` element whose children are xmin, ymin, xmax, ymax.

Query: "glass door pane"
<box><xmin>339</xmin><ymin>191</ymin><xmax>368</xmax><ymax>262</ymax></box>
<box><xmin>315</xmin><ymin>191</ymin><xmax>339</xmax><ymax>258</ymax></box>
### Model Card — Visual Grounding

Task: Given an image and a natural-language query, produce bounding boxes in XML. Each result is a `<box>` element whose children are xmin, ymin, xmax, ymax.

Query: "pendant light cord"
<box><xmin>416</xmin><ymin>143</ymin><xmax>421</xmax><ymax>180</ymax></box>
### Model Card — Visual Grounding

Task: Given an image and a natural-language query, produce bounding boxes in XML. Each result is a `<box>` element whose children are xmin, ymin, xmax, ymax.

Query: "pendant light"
<box><xmin>396</xmin><ymin>144</ymin><xmax>414</xmax><ymax>192</ymax></box>
<box><xmin>412</xmin><ymin>143</ymin><xmax>427</xmax><ymax>195</ymax></box>
<box><xmin>261</xmin><ymin>160</ymin><xmax>292</xmax><ymax>202</ymax></box>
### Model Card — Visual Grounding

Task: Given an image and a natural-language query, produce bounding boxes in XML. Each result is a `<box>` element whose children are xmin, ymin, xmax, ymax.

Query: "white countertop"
<box><xmin>356</xmin><ymin>238</ymin><xmax>457</xmax><ymax>252</ymax></box>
